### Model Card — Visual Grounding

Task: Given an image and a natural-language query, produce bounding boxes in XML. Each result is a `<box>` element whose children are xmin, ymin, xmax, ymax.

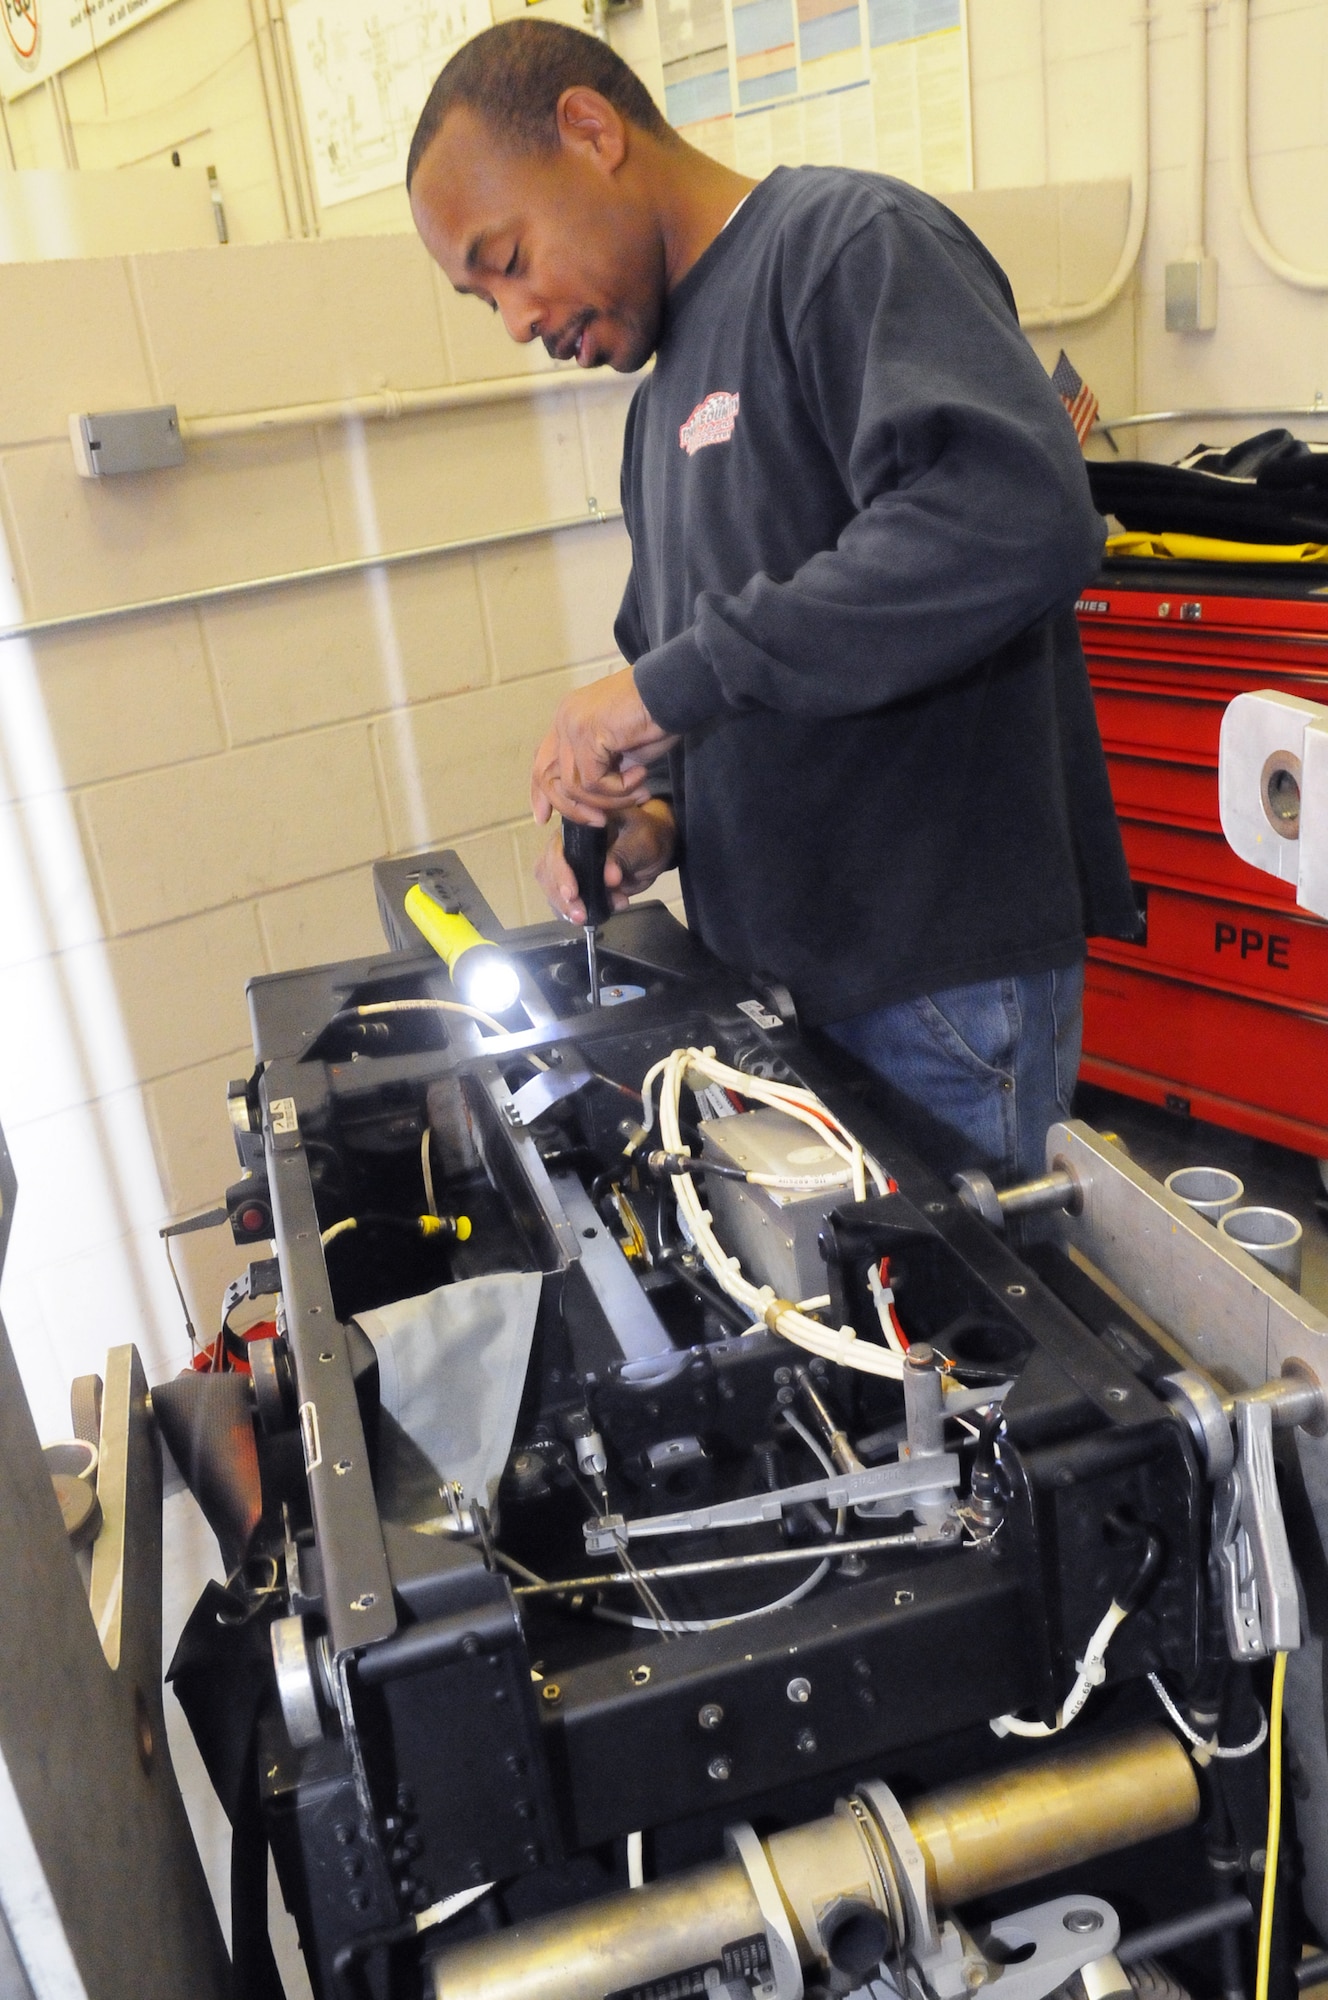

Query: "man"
<box><xmin>407</xmin><ymin>20</ymin><xmax>1138</xmax><ymax>1185</ymax></box>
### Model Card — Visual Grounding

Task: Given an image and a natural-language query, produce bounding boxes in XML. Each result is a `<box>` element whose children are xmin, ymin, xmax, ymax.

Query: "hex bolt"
<box><xmin>698</xmin><ymin>1703</ymin><xmax>724</xmax><ymax>1731</ymax></box>
<box><xmin>1063</xmin><ymin>1910</ymin><xmax>1104</xmax><ymax>1934</ymax></box>
<box><xmin>708</xmin><ymin>1755</ymin><xmax>733</xmax><ymax>1782</ymax></box>
<box><xmin>786</xmin><ymin>1676</ymin><xmax>812</xmax><ymax>1704</ymax></box>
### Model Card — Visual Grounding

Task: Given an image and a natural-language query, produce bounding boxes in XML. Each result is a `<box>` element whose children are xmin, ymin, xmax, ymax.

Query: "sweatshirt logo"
<box><xmin>679</xmin><ymin>390</ymin><xmax>740</xmax><ymax>457</ymax></box>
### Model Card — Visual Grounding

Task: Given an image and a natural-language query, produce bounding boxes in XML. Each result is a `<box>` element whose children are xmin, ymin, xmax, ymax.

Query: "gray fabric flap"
<box><xmin>355</xmin><ymin>1270</ymin><xmax>542</xmax><ymax>1506</ymax></box>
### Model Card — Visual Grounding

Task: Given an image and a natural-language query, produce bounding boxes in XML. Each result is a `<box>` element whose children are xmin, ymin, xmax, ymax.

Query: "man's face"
<box><xmin>410</xmin><ymin>102</ymin><xmax>666</xmax><ymax>373</ymax></box>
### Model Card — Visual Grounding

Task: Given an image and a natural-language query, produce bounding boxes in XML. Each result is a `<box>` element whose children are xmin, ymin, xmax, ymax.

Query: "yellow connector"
<box><xmin>418</xmin><ymin>1213</ymin><xmax>472</xmax><ymax>1243</ymax></box>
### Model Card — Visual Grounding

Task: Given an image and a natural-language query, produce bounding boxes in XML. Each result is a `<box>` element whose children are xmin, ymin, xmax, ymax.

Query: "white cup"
<box><xmin>1165</xmin><ymin>1166</ymin><xmax>1245</xmax><ymax>1223</ymax></box>
<box><xmin>1218</xmin><ymin>1205</ymin><xmax>1303</xmax><ymax>1291</ymax></box>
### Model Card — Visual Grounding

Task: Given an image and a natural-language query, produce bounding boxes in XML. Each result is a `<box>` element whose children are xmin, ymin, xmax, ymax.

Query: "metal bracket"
<box><xmin>583</xmin><ymin>1452</ymin><xmax>959</xmax><ymax>1552</ymax></box>
<box><xmin>1214</xmin><ymin>1398</ymin><xmax>1301</xmax><ymax>1659</ymax></box>
<box><xmin>856</xmin><ymin>1778</ymin><xmax>939</xmax><ymax>1956</ymax></box>
<box><xmin>725</xmin><ymin>1822</ymin><xmax>804</xmax><ymax>2000</ymax></box>
<box><xmin>973</xmin><ymin>1899</ymin><xmax>1122</xmax><ymax>2000</ymax></box>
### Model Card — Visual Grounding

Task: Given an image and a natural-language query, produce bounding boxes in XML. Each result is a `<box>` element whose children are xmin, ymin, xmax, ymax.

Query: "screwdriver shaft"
<box><xmin>586</xmin><ymin>926</ymin><xmax>600</xmax><ymax>1008</ymax></box>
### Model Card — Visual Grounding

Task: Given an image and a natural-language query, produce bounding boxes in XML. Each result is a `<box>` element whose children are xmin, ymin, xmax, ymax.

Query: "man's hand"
<box><xmin>535</xmin><ymin>800</ymin><xmax>678</xmax><ymax>923</ymax></box>
<box><xmin>530</xmin><ymin>665</ymin><xmax>679</xmax><ymax>826</ymax></box>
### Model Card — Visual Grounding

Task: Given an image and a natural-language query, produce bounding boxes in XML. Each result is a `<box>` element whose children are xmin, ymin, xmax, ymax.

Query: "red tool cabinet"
<box><xmin>1077</xmin><ymin>565</ymin><xmax>1328</xmax><ymax>1163</ymax></box>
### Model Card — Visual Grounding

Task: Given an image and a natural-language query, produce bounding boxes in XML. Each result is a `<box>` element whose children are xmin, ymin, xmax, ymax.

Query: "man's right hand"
<box><xmin>535</xmin><ymin>800</ymin><xmax>678</xmax><ymax>924</ymax></box>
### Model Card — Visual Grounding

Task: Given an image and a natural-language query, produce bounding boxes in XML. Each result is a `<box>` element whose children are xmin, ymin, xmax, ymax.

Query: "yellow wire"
<box><xmin>1255</xmin><ymin>1650</ymin><xmax>1289</xmax><ymax>2000</ymax></box>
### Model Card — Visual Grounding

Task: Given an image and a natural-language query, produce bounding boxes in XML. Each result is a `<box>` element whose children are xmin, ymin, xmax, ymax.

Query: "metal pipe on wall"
<box><xmin>0</xmin><ymin>505</ymin><xmax>623</xmax><ymax>645</ymax></box>
<box><xmin>1229</xmin><ymin>0</ymin><xmax>1328</xmax><ymax>292</ymax></box>
<box><xmin>1019</xmin><ymin>6</ymin><xmax>1151</xmax><ymax>330</ymax></box>
<box><xmin>179</xmin><ymin>362</ymin><xmax>625</xmax><ymax>442</ymax></box>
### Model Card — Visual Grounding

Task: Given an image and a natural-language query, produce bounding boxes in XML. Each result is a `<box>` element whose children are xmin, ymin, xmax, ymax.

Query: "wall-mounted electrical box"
<box><xmin>1165</xmin><ymin>256</ymin><xmax>1219</xmax><ymax>333</ymax></box>
<box><xmin>69</xmin><ymin>406</ymin><xmax>184</xmax><ymax>479</ymax></box>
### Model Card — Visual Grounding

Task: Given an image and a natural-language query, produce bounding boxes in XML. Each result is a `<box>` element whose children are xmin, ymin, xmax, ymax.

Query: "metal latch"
<box><xmin>1213</xmin><ymin>1398</ymin><xmax>1300</xmax><ymax>1659</ymax></box>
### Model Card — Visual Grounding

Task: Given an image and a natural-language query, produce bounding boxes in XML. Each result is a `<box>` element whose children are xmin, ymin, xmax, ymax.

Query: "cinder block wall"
<box><xmin>0</xmin><ymin>231</ymin><xmax>640</xmax><ymax>1434</ymax></box>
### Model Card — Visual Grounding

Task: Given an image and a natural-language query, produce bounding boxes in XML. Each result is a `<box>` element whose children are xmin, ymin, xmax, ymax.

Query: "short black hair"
<box><xmin>406</xmin><ymin>18</ymin><xmax>673</xmax><ymax>189</ymax></box>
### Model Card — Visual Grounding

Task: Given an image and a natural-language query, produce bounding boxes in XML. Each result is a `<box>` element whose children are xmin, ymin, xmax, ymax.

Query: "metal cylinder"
<box><xmin>1218</xmin><ymin>1206</ymin><xmax>1303</xmax><ymax>1290</ymax></box>
<box><xmin>429</xmin><ymin>1727</ymin><xmax>1198</xmax><ymax>1999</ymax></box>
<box><xmin>429</xmin><ymin>1861</ymin><xmax>762</xmax><ymax>2000</ymax></box>
<box><xmin>1164</xmin><ymin>1166</ymin><xmax>1244</xmax><ymax>1222</ymax></box>
<box><xmin>907</xmin><ymin>1725</ymin><xmax>1198</xmax><ymax>1905</ymax></box>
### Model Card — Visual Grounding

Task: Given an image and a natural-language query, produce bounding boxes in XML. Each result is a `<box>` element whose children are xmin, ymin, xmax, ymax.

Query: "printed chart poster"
<box><xmin>0</xmin><ymin>0</ymin><xmax>182</xmax><ymax>99</ymax></box>
<box><xmin>655</xmin><ymin>0</ymin><xmax>969</xmax><ymax>192</ymax></box>
<box><xmin>286</xmin><ymin>0</ymin><xmax>491</xmax><ymax>209</ymax></box>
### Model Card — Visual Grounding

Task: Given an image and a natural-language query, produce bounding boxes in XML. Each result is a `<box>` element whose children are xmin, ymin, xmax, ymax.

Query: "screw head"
<box><xmin>698</xmin><ymin>1703</ymin><xmax>724</xmax><ymax>1731</ymax></box>
<box><xmin>1063</xmin><ymin>1910</ymin><xmax>1104</xmax><ymax>1934</ymax></box>
<box><xmin>350</xmin><ymin>1592</ymin><xmax>376</xmax><ymax>1612</ymax></box>
<box><xmin>1006</xmin><ymin>1283</ymin><xmax>1027</xmax><ymax>1299</ymax></box>
<box><xmin>1106</xmin><ymin>1385</ymin><xmax>1128</xmax><ymax>1403</ymax></box>
<box><xmin>795</xmin><ymin>1728</ymin><xmax>818</xmax><ymax>1755</ymax></box>
<box><xmin>541</xmin><ymin>1682</ymin><xmax>563</xmax><ymax>1705</ymax></box>
<box><xmin>629</xmin><ymin>1663</ymin><xmax>651</xmax><ymax>1687</ymax></box>
<box><xmin>786</xmin><ymin>1676</ymin><xmax>812</xmax><ymax>1704</ymax></box>
<box><xmin>708</xmin><ymin>1755</ymin><xmax>733</xmax><ymax>1782</ymax></box>
<box><xmin>964</xmin><ymin>1962</ymin><xmax>990</xmax><ymax>1989</ymax></box>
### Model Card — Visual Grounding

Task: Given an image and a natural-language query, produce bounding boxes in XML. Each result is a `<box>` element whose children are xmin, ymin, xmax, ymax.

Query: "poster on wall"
<box><xmin>286</xmin><ymin>0</ymin><xmax>492</xmax><ymax>210</ymax></box>
<box><xmin>0</xmin><ymin>0</ymin><xmax>183</xmax><ymax>100</ymax></box>
<box><xmin>658</xmin><ymin>0</ymin><xmax>969</xmax><ymax>191</ymax></box>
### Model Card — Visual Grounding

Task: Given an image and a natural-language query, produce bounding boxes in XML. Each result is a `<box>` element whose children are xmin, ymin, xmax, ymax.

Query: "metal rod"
<box><xmin>1116</xmin><ymin>1896</ymin><xmax>1253</xmax><ymax>1967</ymax></box>
<box><xmin>509</xmin><ymin>1533</ymin><xmax>918</xmax><ymax>1596</ymax></box>
<box><xmin>1296</xmin><ymin>1950</ymin><xmax>1328</xmax><ymax>1990</ymax></box>
<box><xmin>0</xmin><ymin>506</ymin><xmax>622</xmax><ymax>645</ymax></box>
<box><xmin>1096</xmin><ymin>402</ymin><xmax>1328</xmax><ymax>437</ymax></box>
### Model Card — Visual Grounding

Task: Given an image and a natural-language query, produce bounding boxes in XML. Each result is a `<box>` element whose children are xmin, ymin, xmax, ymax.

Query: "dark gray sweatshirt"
<box><xmin>618</xmin><ymin>165</ymin><xmax>1136</xmax><ymax>1025</ymax></box>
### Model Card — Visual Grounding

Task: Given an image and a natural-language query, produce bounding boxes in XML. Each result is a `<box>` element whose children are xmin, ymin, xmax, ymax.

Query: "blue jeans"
<box><xmin>822</xmin><ymin>960</ymin><xmax>1085</xmax><ymax>1188</ymax></box>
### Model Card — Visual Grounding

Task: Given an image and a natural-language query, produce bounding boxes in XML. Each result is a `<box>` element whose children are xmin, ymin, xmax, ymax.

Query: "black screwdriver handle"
<box><xmin>562</xmin><ymin>818</ymin><xmax>612</xmax><ymax>929</ymax></box>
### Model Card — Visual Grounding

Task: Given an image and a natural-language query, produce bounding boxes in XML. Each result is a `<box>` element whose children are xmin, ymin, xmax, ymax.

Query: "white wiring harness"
<box><xmin>642</xmin><ymin>1046</ymin><xmax>906</xmax><ymax>1380</ymax></box>
<box><xmin>990</xmin><ymin>1599</ymin><xmax>1129</xmax><ymax>1737</ymax></box>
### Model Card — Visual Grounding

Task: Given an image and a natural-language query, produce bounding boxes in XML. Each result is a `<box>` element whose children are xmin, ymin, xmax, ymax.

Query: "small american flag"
<box><xmin>1051</xmin><ymin>349</ymin><xmax>1099</xmax><ymax>446</ymax></box>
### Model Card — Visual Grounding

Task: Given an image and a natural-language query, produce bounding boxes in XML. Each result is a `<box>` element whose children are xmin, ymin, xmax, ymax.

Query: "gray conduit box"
<box><xmin>69</xmin><ymin>405</ymin><xmax>184</xmax><ymax>478</ymax></box>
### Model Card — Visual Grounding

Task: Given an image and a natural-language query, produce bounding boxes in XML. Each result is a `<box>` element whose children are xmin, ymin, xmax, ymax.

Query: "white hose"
<box><xmin>1019</xmin><ymin>8</ymin><xmax>1151</xmax><ymax>330</ymax></box>
<box><xmin>1229</xmin><ymin>0</ymin><xmax>1328</xmax><ymax>291</ymax></box>
<box><xmin>645</xmin><ymin>1047</ymin><xmax>905</xmax><ymax>1381</ymax></box>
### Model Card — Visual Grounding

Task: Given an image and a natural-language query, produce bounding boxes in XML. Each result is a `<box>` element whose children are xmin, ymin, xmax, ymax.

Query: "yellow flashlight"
<box><xmin>404</xmin><ymin>885</ymin><xmax>522</xmax><ymax>1015</ymax></box>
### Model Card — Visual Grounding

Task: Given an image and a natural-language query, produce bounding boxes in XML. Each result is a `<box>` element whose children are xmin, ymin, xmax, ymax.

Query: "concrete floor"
<box><xmin>1074</xmin><ymin>1082</ymin><xmax>1328</xmax><ymax>1317</ymax></box>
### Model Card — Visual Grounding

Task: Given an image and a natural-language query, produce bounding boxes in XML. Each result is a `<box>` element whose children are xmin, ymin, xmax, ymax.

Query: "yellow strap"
<box><xmin>1106</xmin><ymin>530</ymin><xmax>1328</xmax><ymax>564</ymax></box>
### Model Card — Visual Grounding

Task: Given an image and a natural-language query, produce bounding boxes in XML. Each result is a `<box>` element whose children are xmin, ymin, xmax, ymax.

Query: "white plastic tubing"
<box><xmin>1228</xmin><ymin>0</ymin><xmax>1328</xmax><ymax>292</ymax></box>
<box><xmin>1019</xmin><ymin>7</ymin><xmax>1152</xmax><ymax>331</ymax></box>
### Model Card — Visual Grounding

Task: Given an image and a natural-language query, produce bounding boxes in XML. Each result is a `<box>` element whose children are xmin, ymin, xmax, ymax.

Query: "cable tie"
<box><xmin>1148</xmin><ymin>1672</ymin><xmax>1269</xmax><ymax>1760</ymax></box>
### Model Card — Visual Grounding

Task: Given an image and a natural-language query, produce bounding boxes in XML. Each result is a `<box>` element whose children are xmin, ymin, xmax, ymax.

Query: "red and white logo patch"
<box><xmin>679</xmin><ymin>390</ymin><xmax>740</xmax><ymax>457</ymax></box>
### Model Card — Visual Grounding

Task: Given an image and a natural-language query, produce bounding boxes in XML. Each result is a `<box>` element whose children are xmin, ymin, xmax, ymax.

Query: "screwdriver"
<box><xmin>562</xmin><ymin>818</ymin><xmax>611</xmax><ymax>1009</ymax></box>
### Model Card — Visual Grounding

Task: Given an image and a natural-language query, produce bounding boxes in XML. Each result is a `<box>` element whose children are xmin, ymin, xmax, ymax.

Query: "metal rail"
<box><xmin>1097</xmin><ymin>400</ymin><xmax>1328</xmax><ymax>438</ymax></box>
<box><xmin>0</xmin><ymin>503</ymin><xmax>622</xmax><ymax>644</ymax></box>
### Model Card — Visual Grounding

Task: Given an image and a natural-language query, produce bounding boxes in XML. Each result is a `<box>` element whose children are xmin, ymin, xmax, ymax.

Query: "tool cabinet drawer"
<box><xmin>1091</xmin><ymin>883</ymin><xmax>1328</xmax><ymax>1017</ymax></box>
<box><xmin>1117</xmin><ymin>817</ymin><xmax>1299</xmax><ymax>910</ymax></box>
<box><xmin>1082</xmin><ymin>960</ymin><xmax>1328</xmax><ymax>1156</ymax></box>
